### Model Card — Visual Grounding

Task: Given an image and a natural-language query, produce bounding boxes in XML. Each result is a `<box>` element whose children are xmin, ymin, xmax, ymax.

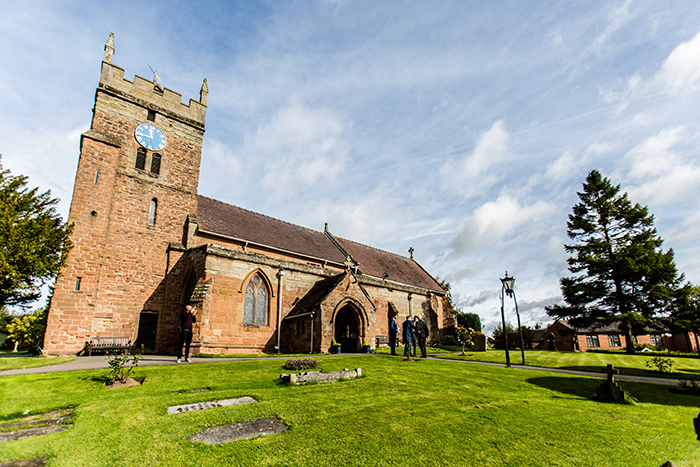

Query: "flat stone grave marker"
<box><xmin>0</xmin><ymin>409</ymin><xmax>73</xmax><ymax>443</ymax></box>
<box><xmin>167</xmin><ymin>396</ymin><xmax>257</xmax><ymax>415</ymax></box>
<box><xmin>0</xmin><ymin>458</ymin><xmax>47</xmax><ymax>467</ymax></box>
<box><xmin>188</xmin><ymin>416</ymin><xmax>288</xmax><ymax>445</ymax></box>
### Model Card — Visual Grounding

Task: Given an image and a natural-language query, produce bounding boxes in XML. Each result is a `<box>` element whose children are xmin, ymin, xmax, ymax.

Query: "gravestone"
<box><xmin>596</xmin><ymin>364</ymin><xmax>625</xmax><ymax>403</ymax></box>
<box><xmin>167</xmin><ymin>396</ymin><xmax>256</xmax><ymax>415</ymax></box>
<box><xmin>280</xmin><ymin>368</ymin><xmax>361</xmax><ymax>385</ymax></box>
<box><xmin>188</xmin><ymin>416</ymin><xmax>288</xmax><ymax>444</ymax></box>
<box><xmin>0</xmin><ymin>409</ymin><xmax>73</xmax><ymax>443</ymax></box>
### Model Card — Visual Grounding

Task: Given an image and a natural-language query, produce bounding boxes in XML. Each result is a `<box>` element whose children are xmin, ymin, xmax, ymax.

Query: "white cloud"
<box><xmin>453</xmin><ymin>195</ymin><xmax>556</xmax><ymax>254</ymax></box>
<box><xmin>593</xmin><ymin>0</ymin><xmax>634</xmax><ymax>52</ymax></box>
<box><xmin>624</xmin><ymin>127</ymin><xmax>700</xmax><ymax>206</ymax></box>
<box><xmin>653</xmin><ymin>30</ymin><xmax>700</xmax><ymax>93</ymax></box>
<box><xmin>441</xmin><ymin>120</ymin><xmax>510</xmax><ymax>198</ymax></box>
<box><xmin>243</xmin><ymin>100</ymin><xmax>348</xmax><ymax>197</ymax></box>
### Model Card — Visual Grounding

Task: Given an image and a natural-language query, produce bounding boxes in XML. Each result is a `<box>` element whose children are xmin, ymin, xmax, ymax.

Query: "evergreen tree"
<box><xmin>546</xmin><ymin>170</ymin><xmax>682</xmax><ymax>354</ymax></box>
<box><xmin>455</xmin><ymin>312</ymin><xmax>482</xmax><ymax>333</ymax></box>
<box><xmin>0</xmin><ymin>161</ymin><xmax>73</xmax><ymax>308</ymax></box>
<box><xmin>669</xmin><ymin>284</ymin><xmax>700</xmax><ymax>354</ymax></box>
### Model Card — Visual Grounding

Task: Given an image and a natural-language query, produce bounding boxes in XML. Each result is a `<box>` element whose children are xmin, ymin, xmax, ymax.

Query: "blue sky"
<box><xmin>2</xmin><ymin>1</ymin><xmax>700</xmax><ymax>333</ymax></box>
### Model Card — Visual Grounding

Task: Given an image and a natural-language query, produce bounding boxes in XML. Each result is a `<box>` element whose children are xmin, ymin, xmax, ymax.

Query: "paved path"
<box><xmin>0</xmin><ymin>353</ymin><xmax>684</xmax><ymax>386</ymax></box>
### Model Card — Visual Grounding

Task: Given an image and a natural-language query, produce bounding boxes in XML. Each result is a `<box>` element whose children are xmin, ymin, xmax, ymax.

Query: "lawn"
<box><xmin>1</xmin><ymin>355</ymin><xmax>698</xmax><ymax>466</ymax></box>
<box><xmin>0</xmin><ymin>355</ymin><xmax>74</xmax><ymax>371</ymax></box>
<box><xmin>434</xmin><ymin>349</ymin><xmax>700</xmax><ymax>379</ymax></box>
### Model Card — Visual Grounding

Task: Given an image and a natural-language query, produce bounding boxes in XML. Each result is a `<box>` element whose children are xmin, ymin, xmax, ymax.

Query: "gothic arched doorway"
<box><xmin>334</xmin><ymin>304</ymin><xmax>361</xmax><ymax>353</ymax></box>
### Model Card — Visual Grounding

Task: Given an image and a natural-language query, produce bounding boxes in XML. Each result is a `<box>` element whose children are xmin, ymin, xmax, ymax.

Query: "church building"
<box><xmin>44</xmin><ymin>35</ymin><xmax>454</xmax><ymax>356</ymax></box>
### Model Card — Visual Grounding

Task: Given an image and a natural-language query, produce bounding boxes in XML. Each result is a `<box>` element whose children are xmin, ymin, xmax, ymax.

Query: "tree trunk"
<box><xmin>623</xmin><ymin>320</ymin><xmax>635</xmax><ymax>354</ymax></box>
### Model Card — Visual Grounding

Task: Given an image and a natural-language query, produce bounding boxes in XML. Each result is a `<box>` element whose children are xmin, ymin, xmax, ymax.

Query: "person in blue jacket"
<box><xmin>389</xmin><ymin>315</ymin><xmax>399</xmax><ymax>355</ymax></box>
<box><xmin>402</xmin><ymin>315</ymin><xmax>414</xmax><ymax>358</ymax></box>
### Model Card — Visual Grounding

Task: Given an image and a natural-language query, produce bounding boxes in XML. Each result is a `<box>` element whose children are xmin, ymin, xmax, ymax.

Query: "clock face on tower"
<box><xmin>134</xmin><ymin>123</ymin><xmax>167</xmax><ymax>151</ymax></box>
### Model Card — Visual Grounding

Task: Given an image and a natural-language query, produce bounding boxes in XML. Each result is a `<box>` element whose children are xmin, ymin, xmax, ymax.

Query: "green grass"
<box><xmin>0</xmin><ymin>356</ymin><xmax>74</xmax><ymax>371</ymax></box>
<box><xmin>434</xmin><ymin>349</ymin><xmax>700</xmax><ymax>379</ymax></box>
<box><xmin>1</xmin><ymin>355</ymin><xmax>698</xmax><ymax>466</ymax></box>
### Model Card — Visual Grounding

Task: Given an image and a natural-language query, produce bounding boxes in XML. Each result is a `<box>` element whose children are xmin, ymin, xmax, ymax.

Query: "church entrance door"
<box><xmin>334</xmin><ymin>305</ymin><xmax>360</xmax><ymax>353</ymax></box>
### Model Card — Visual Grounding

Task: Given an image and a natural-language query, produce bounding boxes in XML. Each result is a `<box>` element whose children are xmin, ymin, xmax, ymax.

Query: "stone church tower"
<box><xmin>44</xmin><ymin>34</ymin><xmax>208</xmax><ymax>355</ymax></box>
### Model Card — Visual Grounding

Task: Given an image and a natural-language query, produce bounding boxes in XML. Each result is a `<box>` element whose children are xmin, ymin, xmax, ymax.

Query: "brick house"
<box><xmin>537</xmin><ymin>319</ymin><xmax>698</xmax><ymax>353</ymax></box>
<box><xmin>43</xmin><ymin>35</ymin><xmax>453</xmax><ymax>356</ymax></box>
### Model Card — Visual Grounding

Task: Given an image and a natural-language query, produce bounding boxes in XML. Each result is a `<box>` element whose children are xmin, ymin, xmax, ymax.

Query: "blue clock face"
<box><xmin>134</xmin><ymin>123</ymin><xmax>167</xmax><ymax>151</ymax></box>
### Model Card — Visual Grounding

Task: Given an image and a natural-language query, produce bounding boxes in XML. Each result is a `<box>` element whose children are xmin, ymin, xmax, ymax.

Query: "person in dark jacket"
<box><xmin>389</xmin><ymin>315</ymin><xmax>399</xmax><ymax>355</ymax></box>
<box><xmin>402</xmin><ymin>315</ymin><xmax>414</xmax><ymax>358</ymax></box>
<box><xmin>177</xmin><ymin>304</ymin><xmax>197</xmax><ymax>363</ymax></box>
<box><xmin>415</xmin><ymin>315</ymin><xmax>429</xmax><ymax>358</ymax></box>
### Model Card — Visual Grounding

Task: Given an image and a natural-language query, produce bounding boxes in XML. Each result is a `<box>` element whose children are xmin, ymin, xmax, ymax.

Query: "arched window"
<box><xmin>136</xmin><ymin>148</ymin><xmax>147</xmax><ymax>170</ymax></box>
<box><xmin>150</xmin><ymin>153</ymin><xmax>161</xmax><ymax>175</ymax></box>
<box><xmin>243</xmin><ymin>274</ymin><xmax>268</xmax><ymax>326</ymax></box>
<box><xmin>148</xmin><ymin>198</ymin><xmax>157</xmax><ymax>225</ymax></box>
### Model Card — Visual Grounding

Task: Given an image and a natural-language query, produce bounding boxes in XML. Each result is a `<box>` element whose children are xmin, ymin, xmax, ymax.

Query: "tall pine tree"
<box><xmin>0</xmin><ymin>161</ymin><xmax>73</xmax><ymax>308</ymax></box>
<box><xmin>546</xmin><ymin>170</ymin><xmax>682</xmax><ymax>354</ymax></box>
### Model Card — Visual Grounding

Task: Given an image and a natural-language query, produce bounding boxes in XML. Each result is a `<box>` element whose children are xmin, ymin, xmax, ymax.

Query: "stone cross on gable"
<box><xmin>605</xmin><ymin>364</ymin><xmax>619</xmax><ymax>384</ymax></box>
<box><xmin>408</xmin><ymin>247</ymin><xmax>414</xmax><ymax>260</ymax></box>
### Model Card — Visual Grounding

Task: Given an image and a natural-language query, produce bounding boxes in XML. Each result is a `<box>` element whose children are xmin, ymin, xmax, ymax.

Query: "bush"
<box><xmin>645</xmin><ymin>356</ymin><xmax>673</xmax><ymax>373</ymax></box>
<box><xmin>106</xmin><ymin>346</ymin><xmax>143</xmax><ymax>384</ymax></box>
<box><xmin>283</xmin><ymin>359</ymin><xmax>321</xmax><ymax>371</ymax></box>
<box><xmin>679</xmin><ymin>374</ymin><xmax>700</xmax><ymax>395</ymax></box>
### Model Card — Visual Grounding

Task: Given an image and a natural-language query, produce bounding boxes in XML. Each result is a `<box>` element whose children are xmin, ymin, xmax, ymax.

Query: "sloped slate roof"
<box><xmin>197</xmin><ymin>196</ymin><xmax>444</xmax><ymax>293</ymax></box>
<box><xmin>285</xmin><ymin>274</ymin><xmax>346</xmax><ymax>319</ymax></box>
<box><xmin>197</xmin><ymin>196</ymin><xmax>346</xmax><ymax>263</ymax></box>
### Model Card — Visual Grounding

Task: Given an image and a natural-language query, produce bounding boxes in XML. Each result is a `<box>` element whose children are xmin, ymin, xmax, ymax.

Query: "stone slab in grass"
<box><xmin>0</xmin><ymin>409</ymin><xmax>73</xmax><ymax>443</ymax></box>
<box><xmin>0</xmin><ymin>424</ymin><xmax>71</xmax><ymax>443</ymax></box>
<box><xmin>167</xmin><ymin>396</ymin><xmax>257</xmax><ymax>414</ymax></box>
<box><xmin>188</xmin><ymin>416</ymin><xmax>288</xmax><ymax>445</ymax></box>
<box><xmin>280</xmin><ymin>368</ymin><xmax>361</xmax><ymax>385</ymax></box>
<box><xmin>0</xmin><ymin>458</ymin><xmax>47</xmax><ymax>467</ymax></box>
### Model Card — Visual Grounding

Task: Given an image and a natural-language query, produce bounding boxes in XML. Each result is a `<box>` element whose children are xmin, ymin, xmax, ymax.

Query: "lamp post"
<box><xmin>500</xmin><ymin>273</ymin><xmax>511</xmax><ymax>368</ymax></box>
<box><xmin>501</xmin><ymin>272</ymin><xmax>526</xmax><ymax>366</ymax></box>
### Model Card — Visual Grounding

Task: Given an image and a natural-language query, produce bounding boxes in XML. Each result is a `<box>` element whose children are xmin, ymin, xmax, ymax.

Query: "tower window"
<box><xmin>94</xmin><ymin>170</ymin><xmax>100</xmax><ymax>184</ymax></box>
<box><xmin>243</xmin><ymin>274</ymin><xmax>268</xmax><ymax>326</ymax></box>
<box><xmin>150</xmin><ymin>153</ymin><xmax>161</xmax><ymax>175</ymax></box>
<box><xmin>147</xmin><ymin>109</ymin><xmax>156</xmax><ymax>122</ymax></box>
<box><xmin>136</xmin><ymin>148</ymin><xmax>147</xmax><ymax>170</ymax></box>
<box><xmin>75</xmin><ymin>277</ymin><xmax>82</xmax><ymax>291</ymax></box>
<box><xmin>148</xmin><ymin>198</ymin><xmax>157</xmax><ymax>225</ymax></box>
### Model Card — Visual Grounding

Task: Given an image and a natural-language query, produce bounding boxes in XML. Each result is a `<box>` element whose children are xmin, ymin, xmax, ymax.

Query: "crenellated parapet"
<box><xmin>98</xmin><ymin>61</ymin><xmax>207</xmax><ymax>130</ymax></box>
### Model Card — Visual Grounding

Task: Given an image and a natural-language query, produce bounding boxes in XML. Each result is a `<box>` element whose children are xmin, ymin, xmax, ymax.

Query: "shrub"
<box><xmin>679</xmin><ymin>374</ymin><xmax>700</xmax><ymax>395</ymax></box>
<box><xmin>645</xmin><ymin>356</ymin><xmax>673</xmax><ymax>373</ymax></box>
<box><xmin>106</xmin><ymin>345</ymin><xmax>143</xmax><ymax>384</ymax></box>
<box><xmin>283</xmin><ymin>359</ymin><xmax>321</xmax><ymax>371</ymax></box>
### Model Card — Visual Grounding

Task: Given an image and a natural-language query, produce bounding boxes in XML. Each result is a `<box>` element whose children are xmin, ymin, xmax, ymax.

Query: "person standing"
<box><xmin>177</xmin><ymin>304</ymin><xmax>197</xmax><ymax>363</ymax></box>
<box><xmin>402</xmin><ymin>315</ymin><xmax>414</xmax><ymax>359</ymax></box>
<box><xmin>389</xmin><ymin>315</ymin><xmax>399</xmax><ymax>355</ymax></box>
<box><xmin>415</xmin><ymin>315</ymin><xmax>429</xmax><ymax>358</ymax></box>
<box><xmin>411</xmin><ymin>316</ymin><xmax>419</xmax><ymax>357</ymax></box>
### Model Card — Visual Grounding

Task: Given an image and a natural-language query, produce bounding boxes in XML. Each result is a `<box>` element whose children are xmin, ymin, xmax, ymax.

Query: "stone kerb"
<box><xmin>280</xmin><ymin>368</ymin><xmax>362</xmax><ymax>385</ymax></box>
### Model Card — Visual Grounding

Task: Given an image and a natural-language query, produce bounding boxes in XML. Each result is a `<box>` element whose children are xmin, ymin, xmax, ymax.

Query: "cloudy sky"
<box><xmin>2</xmin><ymin>1</ymin><xmax>700</xmax><ymax>333</ymax></box>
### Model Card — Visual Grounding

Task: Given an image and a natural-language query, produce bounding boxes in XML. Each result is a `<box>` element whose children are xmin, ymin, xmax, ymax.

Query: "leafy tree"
<box><xmin>0</xmin><ymin>161</ymin><xmax>72</xmax><ymax>308</ymax></box>
<box><xmin>6</xmin><ymin>307</ymin><xmax>47</xmax><ymax>352</ymax></box>
<box><xmin>491</xmin><ymin>323</ymin><xmax>533</xmax><ymax>349</ymax></box>
<box><xmin>455</xmin><ymin>312</ymin><xmax>482</xmax><ymax>333</ymax></box>
<box><xmin>546</xmin><ymin>170</ymin><xmax>682</xmax><ymax>354</ymax></box>
<box><xmin>669</xmin><ymin>284</ymin><xmax>700</xmax><ymax>355</ymax></box>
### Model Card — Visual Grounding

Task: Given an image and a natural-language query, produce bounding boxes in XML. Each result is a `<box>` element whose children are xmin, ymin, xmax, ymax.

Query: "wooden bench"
<box><xmin>86</xmin><ymin>337</ymin><xmax>132</xmax><ymax>356</ymax></box>
<box><xmin>375</xmin><ymin>335</ymin><xmax>390</xmax><ymax>347</ymax></box>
